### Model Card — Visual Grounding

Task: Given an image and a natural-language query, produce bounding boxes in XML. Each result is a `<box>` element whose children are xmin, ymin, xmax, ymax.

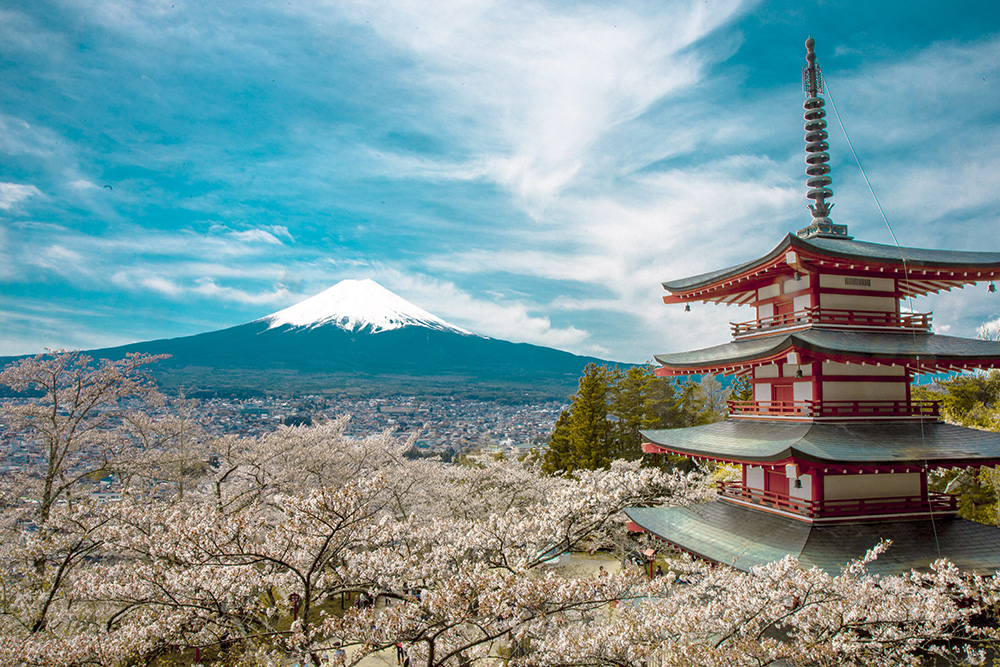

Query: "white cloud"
<box><xmin>979</xmin><ymin>316</ymin><xmax>1000</xmax><ymax>340</ymax></box>
<box><xmin>312</xmin><ymin>0</ymin><xmax>750</xmax><ymax>208</ymax></box>
<box><xmin>192</xmin><ymin>278</ymin><xmax>298</xmax><ymax>306</ymax></box>
<box><xmin>111</xmin><ymin>270</ymin><xmax>184</xmax><ymax>298</ymax></box>
<box><xmin>0</xmin><ymin>113</ymin><xmax>62</xmax><ymax>158</ymax></box>
<box><xmin>0</xmin><ymin>182</ymin><xmax>42</xmax><ymax>210</ymax></box>
<box><xmin>230</xmin><ymin>229</ymin><xmax>284</xmax><ymax>244</ymax></box>
<box><xmin>67</xmin><ymin>179</ymin><xmax>100</xmax><ymax>191</ymax></box>
<box><xmin>357</xmin><ymin>267</ymin><xmax>594</xmax><ymax>353</ymax></box>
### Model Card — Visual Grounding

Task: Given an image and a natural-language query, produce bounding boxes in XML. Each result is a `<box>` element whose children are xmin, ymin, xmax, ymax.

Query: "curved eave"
<box><xmin>641</xmin><ymin>421</ymin><xmax>1000</xmax><ymax>466</ymax></box>
<box><xmin>654</xmin><ymin>330</ymin><xmax>1000</xmax><ymax>376</ymax></box>
<box><xmin>624</xmin><ymin>503</ymin><xmax>1000</xmax><ymax>575</ymax></box>
<box><xmin>662</xmin><ymin>234</ymin><xmax>1000</xmax><ymax>303</ymax></box>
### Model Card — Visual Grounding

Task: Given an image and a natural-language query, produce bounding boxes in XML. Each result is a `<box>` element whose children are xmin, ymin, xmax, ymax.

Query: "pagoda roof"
<box><xmin>625</xmin><ymin>501</ymin><xmax>1000</xmax><ymax>575</ymax></box>
<box><xmin>641</xmin><ymin>420</ymin><xmax>1000</xmax><ymax>466</ymax></box>
<box><xmin>653</xmin><ymin>329</ymin><xmax>1000</xmax><ymax>375</ymax></box>
<box><xmin>662</xmin><ymin>233</ymin><xmax>1000</xmax><ymax>302</ymax></box>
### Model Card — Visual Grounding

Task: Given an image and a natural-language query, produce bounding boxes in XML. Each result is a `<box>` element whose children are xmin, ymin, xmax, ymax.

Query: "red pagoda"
<box><xmin>625</xmin><ymin>38</ymin><xmax>1000</xmax><ymax>575</ymax></box>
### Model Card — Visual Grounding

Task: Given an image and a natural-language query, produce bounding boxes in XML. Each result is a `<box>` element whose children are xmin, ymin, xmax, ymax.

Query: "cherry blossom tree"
<box><xmin>1</xmin><ymin>364</ymin><xmax>998</xmax><ymax>667</ymax></box>
<box><xmin>0</xmin><ymin>350</ymin><xmax>167</xmax><ymax>525</ymax></box>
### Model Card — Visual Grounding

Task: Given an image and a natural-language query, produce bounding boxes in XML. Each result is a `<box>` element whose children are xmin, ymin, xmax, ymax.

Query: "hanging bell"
<box><xmin>684</xmin><ymin>303</ymin><xmax>691</xmax><ymax>312</ymax></box>
<box><xmin>989</xmin><ymin>282</ymin><xmax>997</xmax><ymax>293</ymax></box>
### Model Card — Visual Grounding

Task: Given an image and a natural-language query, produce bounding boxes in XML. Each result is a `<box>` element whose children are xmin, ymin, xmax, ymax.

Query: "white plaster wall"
<box><xmin>746</xmin><ymin>466</ymin><xmax>764</xmax><ymax>490</ymax></box>
<box><xmin>758</xmin><ymin>284</ymin><xmax>781</xmax><ymax>300</ymax></box>
<box><xmin>789</xmin><ymin>473</ymin><xmax>813</xmax><ymax>501</ymax></box>
<box><xmin>823</xmin><ymin>361</ymin><xmax>905</xmax><ymax>376</ymax></box>
<box><xmin>756</xmin><ymin>364</ymin><xmax>779</xmax><ymax>378</ymax></box>
<box><xmin>819</xmin><ymin>293</ymin><xmax>897</xmax><ymax>312</ymax></box>
<box><xmin>822</xmin><ymin>382</ymin><xmax>907</xmax><ymax>401</ymax></box>
<box><xmin>793</xmin><ymin>383</ymin><xmax>813</xmax><ymax>401</ymax></box>
<box><xmin>754</xmin><ymin>383</ymin><xmax>771</xmax><ymax>402</ymax></box>
<box><xmin>824</xmin><ymin>473</ymin><xmax>920</xmax><ymax>500</ymax></box>
<box><xmin>758</xmin><ymin>302</ymin><xmax>774</xmax><ymax>319</ymax></box>
<box><xmin>783</xmin><ymin>363</ymin><xmax>812</xmax><ymax>377</ymax></box>
<box><xmin>793</xmin><ymin>294</ymin><xmax>812</xmax><ymax>311</ymax></box>
<box><xmin>783</xmin><ymin>275</ymin><xmax>811</xmax><ymax>293</ymax></box>
<box><xmin>818</xmin><ymin>274</ymin><xmax>895</xmax><ymax>292</ymax></box>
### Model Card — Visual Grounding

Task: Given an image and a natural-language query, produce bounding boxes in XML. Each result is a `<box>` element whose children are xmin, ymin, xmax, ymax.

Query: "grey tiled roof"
<box><xmin>653</xmin><ymin>330</ymin><xmax>1000</xmax><ymax>369</ymax></box>
<box><xmin>626</xmin><ymin>501</ymin><xmax>1000</xmax><ymax>575</ymax></box>
<box><xmin>662</xmin><ymin>233</ymin><xmax>1000</xmax><ymax>292</ymax></box>
<box><xmin>641</xmin><ymin>420</ymin><xmax>1000</xmax><ymax>465</ymax></box>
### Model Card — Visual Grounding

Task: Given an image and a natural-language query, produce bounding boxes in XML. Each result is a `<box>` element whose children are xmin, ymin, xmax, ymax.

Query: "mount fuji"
<box><xmin>261</xmin><ymin>279</ymin><xmax>475</xmax><ymax>336</ymax></box>
<box><xmin>36</xmin><ymin>280</ymin><xmax>616</xmax><ymax>399</ymax></box>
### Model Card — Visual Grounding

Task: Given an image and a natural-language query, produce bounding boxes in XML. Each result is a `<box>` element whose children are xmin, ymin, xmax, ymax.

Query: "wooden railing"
<box><xmin>731</xmin><ymin>308</ymin><xmax>931</xmax><ymax>337</ymax></box>
<box><xmin>717</xmin><ymin>481</ymin><xmax>958</xmax><ymax>519</ymax></box>
<box><xmin>727</xmin><ymin>400</ymin><xmax>940</xmax><ymax>419</ymax></box>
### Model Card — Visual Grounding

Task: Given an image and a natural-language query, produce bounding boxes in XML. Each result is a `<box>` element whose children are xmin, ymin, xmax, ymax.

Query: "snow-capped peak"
<box><xmin>260</xmin><ymin>279</ymin><xmax>473</xmax><ymax>335</ymax></box>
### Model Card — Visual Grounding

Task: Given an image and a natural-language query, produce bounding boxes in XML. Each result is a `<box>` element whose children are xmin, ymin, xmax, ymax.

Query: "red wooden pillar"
<box><xmin>811</xmin><ymin>470</ymin><xmax>824</xmax><ymax>514</ymax></box>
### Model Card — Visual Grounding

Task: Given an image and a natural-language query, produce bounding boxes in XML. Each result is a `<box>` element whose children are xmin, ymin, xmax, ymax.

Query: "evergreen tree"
<box><xmin>544</xmin><ymin>364</ymin><xmax>730</xmax><ymax>474</ymax></box>
<box><xmin>938</xmin><ymin>370</ymin><xmax>1000</xmax><ymax>430</ymax></box>
<box><xmin>568</xmin><ymin>364</ymin><xmax>612</xmax><ymax>470</ymax></box>
<box><xmin>542</xmin><ymin>410</ymin><xmax>574</xmax><ymax>474</ymax></box>
<box><xmin>608</xmin><ymin>365</ymin><xmax>648</xmax><ymax>460</ymax></box>
<box><xmin>730</xmin><ymin>373</ymin><xmax>753</xmax><ymax>403</ymax></box>
<box><xmin>642</xmin><ymin>373</ymin><xmax>681</xmax><ymax>429</ymax></box>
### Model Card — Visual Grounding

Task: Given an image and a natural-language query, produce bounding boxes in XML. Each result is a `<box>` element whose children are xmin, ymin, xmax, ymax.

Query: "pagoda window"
<box><xmin>818</xmin><ymin>274</ymin><xmax>896</xmax><ymax>294</ymax></box>
<box><xmin>818</xmin><ymin>292</ymin><xmax>897</xmax><ymax>312</ymax></box>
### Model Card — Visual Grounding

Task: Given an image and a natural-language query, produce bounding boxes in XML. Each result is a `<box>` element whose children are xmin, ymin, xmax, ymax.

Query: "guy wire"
<box><xmin>824</xmin><ymin>81</ymin><xmax>941</xmax><ymax>561</ymax></box>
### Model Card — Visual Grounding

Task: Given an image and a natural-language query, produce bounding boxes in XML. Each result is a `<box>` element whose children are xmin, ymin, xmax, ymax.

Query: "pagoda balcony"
<box><xmin>727</xmin><ymin>399</ymin><xmax>941</xmax><ymax>420</ymax></box>
<box><xmin>731</xmin><ymin>308</ymin><xmax>932</xmax><ymax>338</ymax></box>
<box><xmin>716</xmin><ymin>481</ymin><xmax>958</xmax><ymax>520</ymax></box>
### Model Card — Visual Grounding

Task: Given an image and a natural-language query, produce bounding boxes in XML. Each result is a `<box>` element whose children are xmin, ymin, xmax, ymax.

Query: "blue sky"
<box><xmin>2</xmin><ymin>0</ymin><xmax>1000</xmax><ymax>362</ymax></box>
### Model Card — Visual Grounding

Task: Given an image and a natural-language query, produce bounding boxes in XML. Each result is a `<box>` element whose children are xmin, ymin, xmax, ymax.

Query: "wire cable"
<box><xmin>824</xmin><ymin>80</ymin><xmax>942</xmax><ymax>561</ymax></box>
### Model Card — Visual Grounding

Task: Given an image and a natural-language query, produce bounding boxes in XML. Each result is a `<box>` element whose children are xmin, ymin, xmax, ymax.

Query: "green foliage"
<box><xmin>937</xmin><ymin>370</ymin><xmax>1000</xmax><ymax>430</ymax></box>
<box><xmin>730</xmin><ymin>374</ymin><xmax>753</xmax><ymax>403</ymax></box>
<box><xmin>921</xmin><ymin>372</ymin><xmax>1000</xmax><ymax>525</ymax></box>
<box><xmin>930</xmin><ymin>467</ymin><xmax>1000</xmax><ymax>526</ymax></box>
<box><xmin>543</xmin><ymin>365</ymin><xmax>727</xmax><ymax>474</ymax></box>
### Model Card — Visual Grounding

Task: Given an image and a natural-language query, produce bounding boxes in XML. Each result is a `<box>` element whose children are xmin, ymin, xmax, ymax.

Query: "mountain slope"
<box><xmin>30</xmin><ymin>280</ymin><xmax>619</xmax><ymax>399</ymax></box>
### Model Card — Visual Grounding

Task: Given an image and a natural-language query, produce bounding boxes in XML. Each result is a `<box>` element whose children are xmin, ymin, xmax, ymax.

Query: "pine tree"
<box><xmin>542</xmin><ymin>410</ymin><xmax>574</xmax><ymax>474</ymax></box>
<box><xmin>643</xmin><ymin>373</ymin><xmax>682</xmax><ymax>429</ymax></box>
<box><xmin>609</xmin><ymin>365</ymin><xmax>649</xmax><ymax>460</ymax></box>
<box><xmin>568</xmin><ymin>364</ymin><xmax>611</xmax><ymax>471</ymax></box>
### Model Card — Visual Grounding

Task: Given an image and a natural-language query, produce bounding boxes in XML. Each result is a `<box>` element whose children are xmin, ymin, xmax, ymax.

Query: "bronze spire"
<box><xmin>797</xmin><ymin>37</ymin><xmax>851</xmax><ymax>239</ymax></box>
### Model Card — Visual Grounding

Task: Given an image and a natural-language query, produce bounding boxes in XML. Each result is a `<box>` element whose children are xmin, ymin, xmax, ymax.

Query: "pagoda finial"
<box><xmin>797</xmin><ymin>37</ymin><xmax>851</xmax><ymax>240</ymax></box>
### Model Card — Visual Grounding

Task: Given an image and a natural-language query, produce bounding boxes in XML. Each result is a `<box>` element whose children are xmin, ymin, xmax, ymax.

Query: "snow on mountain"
<box><xmin>261</xmin><ymin>279</ymin><xmax>474</xmax><ymax>335</ymax></box>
